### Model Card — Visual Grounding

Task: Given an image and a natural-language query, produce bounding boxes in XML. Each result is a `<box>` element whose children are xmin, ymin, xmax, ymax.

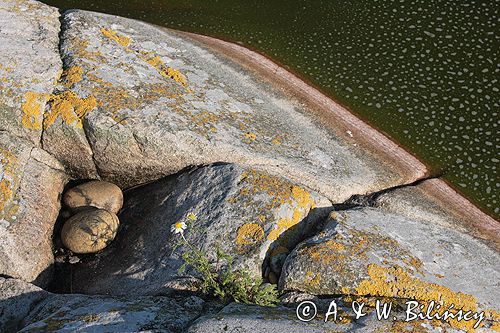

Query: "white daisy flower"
<box><xmin>171</xmin><ymin>221</ymin><xmax>187</xmax><ymax>235</ymax></box>
<box><xmin>186</xmin><ymin>212</ymin><xmax>197</xmax><ymax>221</ymax></box>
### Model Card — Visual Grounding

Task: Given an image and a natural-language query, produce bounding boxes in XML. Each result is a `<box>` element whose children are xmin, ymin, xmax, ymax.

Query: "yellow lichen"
<box><xmin>235</xmin><ymin>223</ymin><xmax>264</xmax><ymax>246</ymax></box>
<box><xmin>291</xmin><ymin>185</ymin><xmax>315</xmax><ymax>208</ymax></box>
<box><xmin>62</xmin><ymin>66</ymin><xmax>83</xmax><ymax>87</ymax></box>
<box><xmin>44</xmin><ymin>91</ymin><xmax>97</xmax><ymax>128</ymax></box>
<box><xmin>138</xmin><ymin>51</ymin><xmax>188</xmax><ymax>86</ymax></box>
<box><xmin>271</xmin><ymin>136</ymin><xmax>282</xmax><ymax>145</ymax></box>
<box><xmin>357</xmin><ymin>264</ymin><xmax>481</xmax><ymax>331</ymax></box>
<box><xmin>21</xmin><ymin>91</ymin><xmax>47</xmax><ymax>130</ymax></box>
<box><xmin>267</xmin><ymin>210</ymin><xmax>302</xmax><ymax>242</ymax></box>
<box><xmin>0</xmin><ymin>147</ymin><xmax>19</xmax><ymax>222</ymax></box>
<box><xmin>305</xmin><ymin>271</ymin><xmax>321</xmax><ymax>288</ymax></box>
<box><xmin>230</xmin><ymin>170</ymin><xmax>316</xmax><ymax>244</ymax></box>
<box><xmin>100</xmin><ymin>28</ymin><xmax>131</xmax><ymax>46</ymax></box>
<box><xmin>244</xmin><ymin>132</ymin><xmax>257</xmax><ymax>141</ymax></box>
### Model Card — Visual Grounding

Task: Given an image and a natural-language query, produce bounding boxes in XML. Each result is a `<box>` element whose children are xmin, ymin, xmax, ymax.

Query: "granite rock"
<box><xmin>0</xmin><ymin>0</ymin><xmax>62</xmax><ymax>145</ymax></box>
<box><xmin>279</xmin><ymin>208</ymin><xmax>500</xmax><ymax>331</ymax></box>
<box><xmin>0</xmin><ymin>133</ymin><xmax>67</xmax><ymax>285</ymax></box>
<box><xmin>42</xmin><ymin>9</ymin><xmax>414</xmax><ymax>202</ymax></box>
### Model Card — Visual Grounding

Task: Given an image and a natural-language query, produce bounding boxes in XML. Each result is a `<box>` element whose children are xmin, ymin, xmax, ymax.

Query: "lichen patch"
<box><xmin>21</xmin><ymin>91</ymin><xmax>47</xmax><ymax>130</ymax></box>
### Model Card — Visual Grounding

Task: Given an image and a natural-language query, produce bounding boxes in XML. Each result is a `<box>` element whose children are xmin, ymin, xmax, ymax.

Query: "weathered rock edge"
<box><xmin>179</xmin><ymin>30</ymin><xmax>500</xmax><ymax>245</ymax></box>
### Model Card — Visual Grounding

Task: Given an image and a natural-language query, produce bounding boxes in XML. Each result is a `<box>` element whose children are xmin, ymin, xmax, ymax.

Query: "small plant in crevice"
<box><xmin>171</xmin><ymin>212</ymin><xmax>279</xmax><ymax>307</ymax></box>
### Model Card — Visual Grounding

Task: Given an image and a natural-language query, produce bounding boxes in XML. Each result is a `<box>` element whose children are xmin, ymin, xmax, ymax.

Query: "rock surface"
<box><xmin>70</xmin><ymin>163</ymin><xmax>330</xmax><ymax>296</ymax></box>
<box><xmin>1</xmin><ymin>277</ymin><xmax>211</xmax><ymax>333</ymax></box>
<box><xmin>0</xmin><ymin>278</ymin><xmax>50</xmax><ymax>333</ymax></box>
<box><xmin>0</xmin><ymin>0</ymin><xmax>62</xmax><ymax>145</ymax></box>
<box><xmin>63</xmin><ymin>180</ymin><xmax>123</xmax><ymax>214</ymax></box>
<box><xmin>0</xmin><ymin>133</ymin><xmax>67</xmax><ymax>285</ymax></box>
<box><xmin>187</xmin><ymin>301</ymin><xmax>481</xmax><ymax>333</ymax></box>
<box><xmin>1</xmin><ymin>1</ymin><xmax>499</xmax><ymax>332</ymax></box>
<box><xmin>43</xmin><ymin>8</ymin><xmax>413</xmax><ymax>202</ymax></box>
<box><xmin>61</xmin><ymin>207</ymin><xmax>120</xmax><ymax>254</ymax></box>
<box><xmin>279</xmin><ymin>208</ymin><xmax>500</xmax><ymax>328</ymax></box>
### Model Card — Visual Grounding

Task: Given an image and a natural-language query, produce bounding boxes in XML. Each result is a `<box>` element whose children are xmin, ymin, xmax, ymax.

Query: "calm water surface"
<box><xmin>42</xmin><ymin>0</ymin><xmax>499</xmax><ymax>218</ymax></box>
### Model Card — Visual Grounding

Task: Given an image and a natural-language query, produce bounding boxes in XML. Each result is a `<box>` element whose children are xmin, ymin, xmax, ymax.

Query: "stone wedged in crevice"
<box><xmin>48</xmin><ymin>162</ymin><xmax>330</xmax><ymax>296</ymax></box>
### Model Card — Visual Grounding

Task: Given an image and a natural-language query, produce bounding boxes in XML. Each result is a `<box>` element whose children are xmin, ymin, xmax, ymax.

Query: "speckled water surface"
<box><xmin>42</xmin><ymin>0</ymin><xmax>499</xmax><ymax>218</ymax></box>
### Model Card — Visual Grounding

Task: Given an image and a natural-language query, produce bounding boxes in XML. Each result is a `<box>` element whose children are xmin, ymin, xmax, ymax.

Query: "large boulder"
<box><xmin>42</xmin><ymin>8</ymin><xmax>421</xmax><ymax>201</ymax></box>
<box><xmin>69</xmin><ymin>163</ymin><xmax>330</xmax><ymax>296</ymax></box>
<box><xmin>0</xmin><ymin>0</ymin><xmax>62</xmax><ymax>145</ymax></box>
<box><xmin>279</xmin><ymin>208</ymin><xmax>500</xmax><ymax>331</ymax></box>
<box><xmin>0</xmin><ymin>133</ymin><xmax>67</xmax><ymax>285</ymax></box>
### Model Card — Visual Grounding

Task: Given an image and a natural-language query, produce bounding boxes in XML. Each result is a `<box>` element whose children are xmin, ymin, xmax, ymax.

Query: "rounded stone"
<box><xmin>63</xmin><ymin>180</ymin><xmax>123</xmax><ymax>214</ymax></box>
<box><xmin>61</xmin><ymin>208</ymin><xmax>120</xmax><ymax>254</ymax></box>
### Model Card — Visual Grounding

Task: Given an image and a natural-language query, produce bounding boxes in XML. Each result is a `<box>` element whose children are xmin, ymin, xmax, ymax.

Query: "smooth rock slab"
<box><xmin>0</xmin><ymin>0</ymin><xmax>62</xmax><ymax>145</ymax></box>
<box><xmin>19</xmin><ymin>294</ymin><xmax>206</xmax><ymax>333</ymax></box>
<box><xmin>45</xmin><ymin>8</ymin><xmax>412</xmax><ymax>201</ymax></box>
<box><xmin>70</xmin><ymin>163</ymin><xmax>330</xmax><ymax>296</ymax></box>
<box><xmin>0</xmin><ymin>278</ymin><xmax>50</xmax><ymax>333</ymax></box>
<box><xmin>63</xmin><ymin>180</ymin><xmax>124</xmax><ymax>214</ymax></box>
<box><xmin>0</xmin><ymin>133</ymin><xmax>67</xmax><ymax>285</ymax></box>
<box><xmin>0</xmin><ymin>278</ymin><xmax>208</xmax><ymax>333</ymax></box>
<box><xmin>187</xmin><ymin>302</ymin><xmax>475</xmax><ymax>333</ymax></box>
<box><xmin>279</xmin><ymin>207</ymin><xmax>500</xmax><ymax>325</ymax></box>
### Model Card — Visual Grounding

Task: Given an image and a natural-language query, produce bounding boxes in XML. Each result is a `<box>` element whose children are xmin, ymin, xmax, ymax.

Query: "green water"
<box><xmin>42</xmin><ymin>0</ymin><xmax>499</xmax><ymax>218</ymax></box>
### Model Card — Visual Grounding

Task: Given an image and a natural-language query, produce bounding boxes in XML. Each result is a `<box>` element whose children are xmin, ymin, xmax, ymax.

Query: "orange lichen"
<box><xmin>230</xmin><ymin>170</ymin><xmax>316</xmax><ymax>243</ymax></box>
<box><xmin>305</xmin><ymin>271</ymin><xmax>321</xmax><ymax>288</ymax></box>
<box><xmin>138</xmin><ymin>51</ymin><xmax>188</xmax><ymax>86</ymax></box>
<box><xmin>235</xmin><ymin>223</ymin><xmax>264</xmax><ymax>246</ymax></box>
<box><xmin>357</xmin><ymin>264</ymin><xmax>481</xmax><ymax>331</ymax></box>
<box><xmin>21</xmin><ymin>91</ymin><xmax>47</xmax><ymax>130</ymax></box>
<box><xmin>62</xmin><ymin>66</ymin><xmax>83</xmax><ymax>87</ymax></box>
<box><xmin>271</xmin><ymin>136</ymin><xmax>282</xmax><ymax>145</ymax></box>
<box><xmin>267</xmin><ymin>209</ymin><xmax>302</xmax><ymax>242</ymax></box>
<box><xmin>244</xmin><ymin>132</ymin><xmax>257</xmax><ymax>141</ymax></box>
<box><xmin>44</xmin><ymin>91</ymin><xmax>97</xmax><ymax>128</ymax></box>
<box><xmin>100</xmin><ymin>28</ymin><xmax>131</xmax><ymax>47</ymax></box>
<box><xmin>0</xmin><ymin>147</ymin><xmax>19</xmax><ymax>221</ymax></box>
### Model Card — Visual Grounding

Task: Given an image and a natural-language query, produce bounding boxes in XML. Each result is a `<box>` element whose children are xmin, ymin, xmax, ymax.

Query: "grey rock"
<box><xmin>19</xmin><ymin>293</ymin><xmax>205</xmax><ymax>333</ymax></box>
<box><xmin>0</xmin><ymin>133</ymin><xmax>67</xmax><ymax>285</ymax></box>
<box><xmin>187</xmin><ymin>302</ymin><xmax>472</xmax><ymax>333</ymax></box>
<box><xmin>374</xmin><ymin>179</ymin><xmax>500</xmax><ymax>249</ymax></box>
<box><xmin>70</xmin><ymin>163</ymin><xmax>330</xmax><ymax>296</ymax></box>
<box><xmin>1</xmin><ymin>277</ymin><xmax>213</xmax><ymax>333</ymax></box>
<box><xmin>0</xmin><ymin>278</ymin><xmax>49</xmax><ymax>333</ymax></box>
<box><xmin>63</xmin><ymin>180</ymin><xmax>124</xmax><ymax>214</ymax></box>
<box><xmin>45</xmin><ymin>9</ymin><xmax>414</xmax><ymax>203</ymax></box>
<box><xmin>0</xmin><ymin>0</ymin><xmax>62</xmax><ymax>145</ymax></box>
<box><xmin>279</xmin><ymin>208</ymin><xmax>500</xmax><ymax>314</ymax></box>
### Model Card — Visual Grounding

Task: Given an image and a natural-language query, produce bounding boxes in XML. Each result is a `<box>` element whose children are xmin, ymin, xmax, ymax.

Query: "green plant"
<box><xmin>172</xmin><ymin>213</ymin><xmax>279</xmax><ymax>307</ymax></box>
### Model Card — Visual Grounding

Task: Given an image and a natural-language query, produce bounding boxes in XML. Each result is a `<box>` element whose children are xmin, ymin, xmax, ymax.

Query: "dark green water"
<box><xmin>42</xmin><ymin>0</ymin><xmax>499</xmax><ymax>218</ymax></box>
